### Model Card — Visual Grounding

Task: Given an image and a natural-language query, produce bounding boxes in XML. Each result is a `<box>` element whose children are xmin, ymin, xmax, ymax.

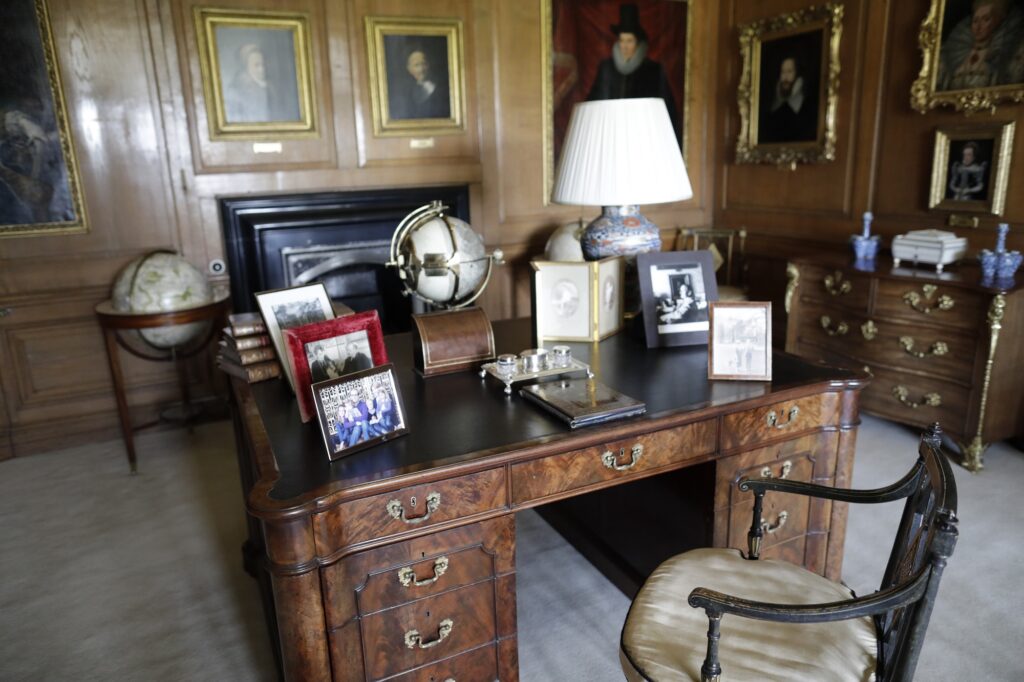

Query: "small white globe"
<box><xmin>544</xmin><ymin>221</ymin><xmax>585</xmax><ymax>262</ymax></box>
<box><xmin>399</xmin><ymin>214</ymin><xmax>489</xmax><ymax>307</ymax></box>
<box><xmin>111</xmin><ymin>252</ymin><xmax>213</xmax><ymax>349</ymax></box>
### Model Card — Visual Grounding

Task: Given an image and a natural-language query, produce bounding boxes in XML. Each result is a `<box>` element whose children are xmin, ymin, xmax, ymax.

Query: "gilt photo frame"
<box><xmin>911</xmin><ymin>0</ymin><xmax>1024</xmax><ymax>114</ymax></box>
<box><xmin>929</xmin><ymin>121</ymin><xmax>1015</xmax><ymax>215</ymax></box>
<box><xmin>1</xmin><ymin>0</ymin><xmax>88</xmax><ymax>238</ymax></box>
<box><xmin>312</xmin><ymin>364</ymin><xmax>408</xmax><ymax>461</ymax></box>
<box><xmin>735</xmin><ymin>3</ymin><xmax>843</xmax><ymax>167</ymax></box>
<box><xmin>708</xmin><ymin>301</ymin><xmax>772</xmax><ymax>381</ymax></box>
<box><xmin>637</xmin><ymin>250</ymin><xmax>718</xmax><ymax>348</ymax></box>
<box><xmin>365</xmin><ymin>16</ymin><xmax>465</xmax><ymax>137</ymax></box>
<box><xmin>194</xmin><ymin>7</ymin><xmax>318</xmax><ymax>139</ymax></box>
<box><xmin>284</xmin><ymin>310</ymin><xmax>389</xmax><ymax>423</ymax></box>
<box><xmin>531</xmin><ymin>256</ymin><xmax>624</xmax><ymax>342</ymax></box>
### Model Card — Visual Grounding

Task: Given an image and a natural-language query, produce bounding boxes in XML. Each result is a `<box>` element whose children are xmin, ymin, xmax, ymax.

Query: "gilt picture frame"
<box><xmin>542</xmin><ymin>0</ymin><xmax>691</xmax><ymax>204</ymax></box>
<box><xmin>735</xmin><ymin>3</ymin><xmax>843</xmax><ymax>168</ymax></box>
<box><xmin>0</xmin><ymin>0</ymin><xmax>88</xmax><ymax>238</ymax></box>
<box><xmin>910</xmin><ymin>0</ymin><xmax>1024</xmax><ymax>114</ymax></box>
<box><xmin>364</xmin><ymin>16</ymin><xmax>466</xmax><ymax>137</ymax></box>
<box><xmin>194</xmin><ymin>7</ymin><xmax>318</xmax><ymax>140</ymax></box>
<box><xmin>531</xmin><ymin>256</ymin><xmax>624</xmax><ymax>342</ymax></box>
<box><xmin>312</xmin><ymin>363</ymin><xmax>409</xmax><ymax>461</ymax></box>
<box><xmin>928</xmin><ymin>121</ymin><xmax>1015</xmax><ymax>215</ymax></box>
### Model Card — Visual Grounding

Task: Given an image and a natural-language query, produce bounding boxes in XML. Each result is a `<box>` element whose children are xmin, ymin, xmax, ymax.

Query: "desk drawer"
<box><xmin>721</xmin><ymin>393</ymin><xmax>839</xmax><ymax>451</ymax></box>
<box><xmin>510</xmin><ymin>420</ymin><xmax>717</xmax><ymax>505</ymax></box>
<box><xmin>875</xmin><ymin>280</ymin><xmax>987</xmax><ymax>330</ymax></box>
<box><xmin>388</xmin><ymin>643</ymin><xmax>498</xmax><ymax>682</ymax></box>
<box><xmin>860</xmin><ymin>363</ymin><xmax>969</xmax><ymax>436</ymax></box>
<box><xmin>797</xmin><ymin>264</ymin><xmax>871</xmax><ymax>312</ymax></box>
<box><xmin>361</xmin><ymin>580</ymin><xmax>497</xmax><ymax>680</ymax></box>
<box><xmin>314</xmin><ymin>468</ymin><xmax>507</xmax><ymax>557</ymax></box>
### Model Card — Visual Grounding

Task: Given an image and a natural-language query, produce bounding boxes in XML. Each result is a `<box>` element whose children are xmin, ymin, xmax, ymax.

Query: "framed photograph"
<box><xmin>312</xmin><ymin>364</ymin><xmax>409</xmax><ymax>461</ymax></box>
<box><xmin>284</xmin><ymin>310</ymin><xmax>389</xmax><ymax>423</ymax></box>
<box><xmin>708</xmin><ymin>302</ymin><xmax>772</xmax><ymax>381</ymax></box>
<box><xmin>193</xmin><ymin>7</ymin><xmax>318</xmax><ymax>139</ymax></box>
<box><xmin>542</xmin><ymin>0</ymin><xmax>690</xmax><ymax>201</ymax></box>
<box><xmin>531</xmin><ymin>256</ymin><xmax>624</xmax><ymax>342</ymax></box>
<box><xmin>928</xmin><ymin>121</ymin><xmax>1015</xmax><ymax>215</ymax></box>
<box><xmin>735</xmin><ymin>3</ymin><xmax>843</xmax><ymax>167</ymax></box>
<box><xmin>255</xmin><ymin>283</ymin><xmax>335</xmax><ymax>392</ymax></box>
<box><xmin>364</xmin><ymin>17</ymin><xmax>465</xmax><ymax>137</ymax></box>
<box><xmin>911</xmin><ymin>0</ymin><xmax>1024</xmax><ymax>114</ymax></box>
<box><xmin>637</xmin><ymin>250</ymin><xmax>718</xmax><ymax>348</ymax></box>
<box><xmin>1</xmin><ymin>0</ymin><xmax>88</xmax><ymax>238</ymax></box>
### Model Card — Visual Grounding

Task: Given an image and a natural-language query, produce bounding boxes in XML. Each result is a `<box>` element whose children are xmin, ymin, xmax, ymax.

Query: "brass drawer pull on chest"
<box><xmin>823</xmin><ymin>271</ymin><xmax>851</xmax><ymax>297</ymax></box>
<box><xmin>892</xmin><ymin>385</ymin><xmax>942</xmax><ymax>408</ymax></box>
<box><xmin>761</xmin><ymin>511</ymin><xmax>788</xmax><ymax>534</ymax></box>
<box><xmin>760</xmin><ymin>460</ymin><xmax>792</xmax><ymax>479</ymax></box>
<box><xmin>404</xmin><ymin>618</ymin><xmax>454</xmax><ymax>650</ymax></box>
<box><xmin>861</xmin><ymin>320</ymin><xmax>878</xmax><ymax>340</ymax></box>
<box><xmin>601</xmin><ymin>444</ymin><xmax>644</xmax><ymax>471</ymax></box>
<box><xmin>387</xmin><ymin>491</ymin><xmax>442</xmax><ymax>525</ymax></box>
<box><xmin>903</xmin><ymin>284</ymin><xmax>954</xmax><ymax>314</ymax></box>
<box><xmin>766</xmin><ymin>406</ymin><xmax>799</xmax><ymax>429</ymax></box>
<box><xmin>820</xmin><ymin>316</ymin><xmax>848</xmax><ymax>336</ymax></box>
<box><xmin>899</xmin><ymin>336</ymin><xmax>949</xmax><ymax>358</ymax></box>
<box><xmin>398</xmin><ymin>556</ymin><xmax>449</xmax><ymax>587</ymax></box>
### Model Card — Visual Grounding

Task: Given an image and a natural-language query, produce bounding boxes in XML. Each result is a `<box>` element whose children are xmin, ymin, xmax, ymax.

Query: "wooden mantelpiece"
<box><xmin>230</xmin><ymin>318</ymin><xmax>864</xmax><ymax>681</ymax></box>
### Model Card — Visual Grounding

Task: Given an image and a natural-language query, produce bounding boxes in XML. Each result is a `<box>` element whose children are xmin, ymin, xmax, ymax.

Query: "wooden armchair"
<box><xmin>676</xmin><ymin>228</ymin><xmax>747</xmax><ymax>301</ymax></box>
<box><xmin>620</xmin><ymin>423</ymin><xmax>959</xmax><ymax>681</ymax></box>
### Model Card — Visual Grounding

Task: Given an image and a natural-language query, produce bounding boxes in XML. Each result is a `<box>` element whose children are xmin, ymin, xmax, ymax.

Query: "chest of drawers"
<box><xmin>785</xmin><ymin>253</ymin><xmax>1024</xmax><ymax>470</ymax></box>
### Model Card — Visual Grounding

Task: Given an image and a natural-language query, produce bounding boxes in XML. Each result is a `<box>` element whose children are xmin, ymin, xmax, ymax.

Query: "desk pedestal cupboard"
<box><xmin>785</xmin><ymin>253</ymin><xmax>1024</xmax><ymax>471</ymax></box>
<box><xmin>230</xmin><ymin>319</ymin><xmax>863</xmax><ymax>681</ymax></box>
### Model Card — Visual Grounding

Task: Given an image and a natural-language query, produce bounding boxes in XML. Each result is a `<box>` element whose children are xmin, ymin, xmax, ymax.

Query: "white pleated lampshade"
<box><xmin>552</xmin><ymin>98</ymin><xmax>692</xmax><ymax>207</ymax></box>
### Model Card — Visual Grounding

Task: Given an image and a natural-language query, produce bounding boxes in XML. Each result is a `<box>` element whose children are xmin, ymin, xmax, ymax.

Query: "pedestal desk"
<box><xmin>785</xmin><ymin>253</ymin><xmax>1024</xmax><ymax>471</ymax></box>
<box><xmin>229</xmin><ymin>318</ymin><xmax>863</xmax><ymax>681</ymax></box>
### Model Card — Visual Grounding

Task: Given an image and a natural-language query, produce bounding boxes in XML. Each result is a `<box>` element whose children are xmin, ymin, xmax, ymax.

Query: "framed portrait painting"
<box><xmin>928</xmin><ymin>121</ymin><xmax>1015</xmax><ymax>215</ymax></box>
<box><xmin>312</xmin><ymin>364</ymin><xmax>409</xmax><ymax>461</ymax></box>
<box><xmin>255</xmin><ymin>283</ymin><xmax>335</xmax><ymax>392</ymax></box>
<box><xmin>364</xmin><ymin>17</ymin><xmax>465</xmax><ymax>137</ymax></box>
<box><xmin>637</xmin><ymin>250</ymin><xmax>718</xmax><ymax>348</ymax></box>
<box><xmin>284</xmin><ymin>310</ymin><xmax>389</xmax><ymax>423</ymax></box>
<box><xmin>735</xmin><ymin>3</ymin><xmax>843</xmax><ymax>167</ymax></box>
<box><xmin>911</xmin><ymin>0</ymin><xmax>1024</xmax><ymax>114</ymax></box>
<box><xmin>194</xmin><ymin>7</ymin><xmax>317</xmax><ymax>139</ymax></box>
<box><xmin>543</xmin><ymin>0</ymin><xmax>690</xmax><ymax>202</ymax></box>
<box><xmin>708</xmin><ymin>302</ymin><xmax>772</xmax><ymax>381</ymax></box>
<box><xmin>0</xmin><ymin>0</ymin><xmax>87</xmax><ymax>238</ymax></box>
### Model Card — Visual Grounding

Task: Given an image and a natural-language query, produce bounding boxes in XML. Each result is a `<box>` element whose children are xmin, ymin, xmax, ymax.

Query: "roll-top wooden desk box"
<box><xmin>785</xmin><ymin>252</ymin><xmax>1024</xmax><ymax>471</ymax></box>
<box><xmin>230</xmin><ymin>319</ymin><xmax>864</xmax><ymax>681</ymax></box>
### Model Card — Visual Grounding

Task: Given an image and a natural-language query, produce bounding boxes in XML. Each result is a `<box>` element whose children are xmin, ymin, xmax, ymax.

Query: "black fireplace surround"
<box><xmin>219</xmin><ymin>185</ymin><xmax>470</xmax><ymax>334</ymax></box>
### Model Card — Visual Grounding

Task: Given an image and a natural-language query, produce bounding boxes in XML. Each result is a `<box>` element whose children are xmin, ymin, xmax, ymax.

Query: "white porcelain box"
<box><xmin>891</xmin><ymin>229</ymin><xmax>968</xmax><ymax>273</ymax></box>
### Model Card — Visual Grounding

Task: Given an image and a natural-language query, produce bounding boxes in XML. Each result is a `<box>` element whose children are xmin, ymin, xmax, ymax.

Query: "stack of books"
<box><xmin>216</xmin><ymin>312</ymin><xmax>282</xmax><ymax>383</ymax></box>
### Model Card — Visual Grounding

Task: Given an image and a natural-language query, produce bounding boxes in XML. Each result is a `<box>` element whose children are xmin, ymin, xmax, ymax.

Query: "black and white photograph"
<box><xmin>708</xmin><ymin>301</ymin><xmax>772</xmax><ymax>381</ymax></box>
<box><xmin>365</xmin><ymin>17</ymin><xmax>465</xmax><ymax>136</ymax></box>
<box><xmin>304</xmin><ymin>330</ymin><xmax>372</xmax><ymax>383</ymax></box>
<box><xmin>928</xmin><ymin>121</ymin><xmax>1015</xmax><ymax>215</ymax></box>
<box><xmin>194</xmin><ymin>8</ymin><xmax>316</xmax><ymax>138</ymax></box>
<box><xmin>255</xmin><ymin>283</ymin><xmax>335</xmax><ymax>392</ymax></box>
<box><xmin>638</xmin><ymin>250</ymin><xmax>718</xmax><ymax>348</ymax></box>
<box><xmin>0</xmin><ymin>0</ymin><xmax>87</xmax><ymax>237</ymax></box>
<box><xmin>312</xmin><ymin>364</ymin><xmax>408</xmax><ymax>461</ymax></box>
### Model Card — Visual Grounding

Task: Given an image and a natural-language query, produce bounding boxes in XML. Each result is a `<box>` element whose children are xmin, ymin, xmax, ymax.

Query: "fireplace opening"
<box><xmin>220</xmin><ymin>185</ymin><xmax>470</xmax><ymax>334</ymax></box>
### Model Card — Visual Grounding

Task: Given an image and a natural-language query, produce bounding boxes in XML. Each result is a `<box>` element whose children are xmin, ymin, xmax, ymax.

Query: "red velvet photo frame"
<box><xmin>284</xmin><ymin>310</ymin><xmax>389</xmax><ymax>422</ymax></box>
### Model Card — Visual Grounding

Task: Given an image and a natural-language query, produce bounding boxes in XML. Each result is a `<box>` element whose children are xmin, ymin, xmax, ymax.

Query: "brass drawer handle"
<box><xmin>892</xmin><ymin>385</ymin><xmax>941</xmax><ymax>408</ymax></box>
<box><xmin>823</xmin><ymin>271</ymin><xmax>851</xmax><ymax>297</ymax></box>
<box><xmin>903</xmin><ymin>284</ymin><xmax>954</xmax><ymax>314</ymax></box>
<box><xmin>404</xmin><ymin>618</ymin><xmax>453</xmax><ymax>650</ymax></box>
<box><xmin>398</xmin><ymin>556</ymin><xmax>449</xmax><ymax>588</ymax></box>
<box><xmin>766</xmin><ymin>406</ymin><xmax>799</xmax><ymax>429</ymax></box>
<box><xmin>820</xmin><ymin>315</ymin><xmax>848</xmax><ymax>336</ymax></box>
<box><xmin>386</xmin><ymin>491</ymin><xmax>441</xmax><ymax>525</ymax></box>
<box><xmin>760</xmin><ymin>460</ymin><xmax>792</xmax><ymax>479</ymax></box>
<box><xmin>602</xmin><ymin>444</ymin><xmax>644</xmax><ymax>471</ymax></box>
<box><xmin>860</xmin><ymin>320</ymin><xmax>878</xmax><ymax>340</ymax></box>
<box><xmin>899</xmin><ymin>336</ymin><xmax>949</xmax><ymax>359</ymax></box>
<box><xmin>760</xmin><ymin>511</ymin><xmax>789</xmax><ymax>534</ymax></box>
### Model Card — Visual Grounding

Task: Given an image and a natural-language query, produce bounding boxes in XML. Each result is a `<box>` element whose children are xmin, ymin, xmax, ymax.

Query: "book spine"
<box><xmin>237</xmin><ymin>346</ymin><xmax>276</xmax><ymax>365</ymax></box>
<box><xmin>217</xmin><ymin>358</ymin><xmax>281</xmax><ymax>383</ymax></box>
<box><xmin>232</xmin><ymin>322</ymin><xmax>266</xmax><ymax>336</ymax></box>
<box><xmin>233</xmin><ymin>334</ymin><xmax>272</xmax><ymax>351</ymax></box>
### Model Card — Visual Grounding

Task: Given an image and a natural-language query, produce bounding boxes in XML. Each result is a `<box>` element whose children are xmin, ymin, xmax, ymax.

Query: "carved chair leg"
<box><xmin>700</xmin><ymin>611</ymin><xmax>723</xmax><ymax>682</ymax></box>
<box><xmin>747</xmin><ymin>491</ymin><xmax>765</xmax><ymax>559</ymax></box>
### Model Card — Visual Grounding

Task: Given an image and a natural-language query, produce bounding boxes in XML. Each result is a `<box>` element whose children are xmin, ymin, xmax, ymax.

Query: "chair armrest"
<box><xmin>739</xmin><ymin>466</ymin><xmax>920</xmax><ymax>505</ymax></box>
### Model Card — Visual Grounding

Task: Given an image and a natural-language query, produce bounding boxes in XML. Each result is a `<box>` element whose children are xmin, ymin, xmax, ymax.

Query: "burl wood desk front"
<box><xmin>229</xmin><ymin>318</ymin><xmax>864</xmax><ymax>682</ymax></box>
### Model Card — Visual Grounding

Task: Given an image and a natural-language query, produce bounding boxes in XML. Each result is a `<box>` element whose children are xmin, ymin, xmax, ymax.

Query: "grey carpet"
<box><xmin>0</xmin><ymin>415</ymin><xmax>1020</xmax><ymax>681</ymax></box>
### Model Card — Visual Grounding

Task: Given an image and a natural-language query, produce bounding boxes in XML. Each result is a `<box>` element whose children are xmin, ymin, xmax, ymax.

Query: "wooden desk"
<box><xmin>229</xmin><ymin>319</ymin><xmax>864</xmax><ymax>681</ymax></box>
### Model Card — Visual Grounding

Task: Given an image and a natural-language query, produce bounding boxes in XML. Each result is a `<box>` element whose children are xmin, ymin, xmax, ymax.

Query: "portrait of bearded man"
<box><xmin>755</xmin><ymin>29</ymin><xmax>823</xmax><ymax>145</ymax></box>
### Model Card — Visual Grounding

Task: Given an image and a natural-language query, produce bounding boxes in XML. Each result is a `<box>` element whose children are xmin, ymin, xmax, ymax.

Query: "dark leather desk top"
<box><xmin>243</xmin><ymin>318</ymin><xmax>861</xmax><ymax>512</ymax></box>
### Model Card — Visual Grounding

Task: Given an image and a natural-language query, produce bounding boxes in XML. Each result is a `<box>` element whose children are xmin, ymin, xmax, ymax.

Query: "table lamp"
<box><xmin>552</xmin><ymin>98</ymin><xmax>692</xmax><ymax>261</ymax></box>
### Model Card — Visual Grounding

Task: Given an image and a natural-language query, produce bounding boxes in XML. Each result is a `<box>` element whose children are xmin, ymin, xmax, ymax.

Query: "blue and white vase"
<box><xmin>580</xmin><ymin>205</ymin><xmax>661</xmax><ymax>261</ymax></box>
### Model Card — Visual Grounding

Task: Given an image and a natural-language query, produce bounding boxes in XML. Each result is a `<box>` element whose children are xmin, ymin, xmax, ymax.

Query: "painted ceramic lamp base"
<box><xmin>580</xmin><ymin>205</ymin><xmax>662</xmax><ymax>261</ymax></box>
